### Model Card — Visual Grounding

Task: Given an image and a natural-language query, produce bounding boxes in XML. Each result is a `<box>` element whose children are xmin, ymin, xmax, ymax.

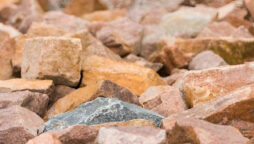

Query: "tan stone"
<box><xmin>0</xmin><ymin>23</ymin><xmax>21</xmax><ymax>41</ymax></box>
<box><xmin>245</xmin><ymin>0</ymin><xmax>254</xmax><ymax>19</ymax></box>
<box><xmin>82</xmin><ymin>9</ymin><xmax>126</xmax><ymax>22</ymax></box>
<box><xmin>0</xmin><ymin>3</ymin><xmax>17</xmax><ymax>23</ymax></box>
<box><xmin>21</xmin><ymin>37</ymin><xmax>82</xmax><ymax>87</ymax></box>
<box><xmin>64</xmin><ymin>0</ymin><xmax>95</xmax><ymax>16</ymax></box>
<box><xmin>163</xmin><ymin>69</ymin><xmax>188</xmax><ymax>85</ymax></box>
<box><xmin>139</xmin><ymin>86</ymin><xmax>186</xmax><ymax>117</ymax></box>
<box><xmin>183</xmin><ymin>63</ymin><xmax>254</xmax><ymax>107</ymax></box>
<box><xmin>225</xmin><ymin>119</ymin><xmax>254</xmax><ymax>139</ymax></box>
<box><xmin>98</xmin><ymin>0</ymin><xmax>135</xmax><ymax>9</ymax></box>
<box><xmin>52</xmin><ymin>85</ymin><xmax>75</xmax><ymax>103</ymax></box>
<box><xmin>26</xmin><ymin>133</ymin><xmax>62</xmax><ymax>144</ymax></box>
<box><xmin>82</xmin><ymin>55</ymin><xmax>166</xmax><ymax>96</ymax></box>
<box><xmin>162</xmin><ymin>118</ymin><xmax>248</xmax><ymax>144</ymax></box>
<box><xmin>45</xmin><ymin>80</ymin><xmax>139</xmax><ymax>119</ymax></box>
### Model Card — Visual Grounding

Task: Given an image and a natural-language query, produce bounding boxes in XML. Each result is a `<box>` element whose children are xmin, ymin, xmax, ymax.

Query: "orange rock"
<box><xmin>82</xmin><ymin>9</ymin><xmax>126</xmax><ymax>22</ymax></box>
<box><xmin>64</xmin><ymin>0</ymin><xmax>95</xmax><ymax>16</ymax></box>
<box><xmin>26</xmin><ymin>133</ymin><xmax>62</xmax><ymax>144</ymax></box>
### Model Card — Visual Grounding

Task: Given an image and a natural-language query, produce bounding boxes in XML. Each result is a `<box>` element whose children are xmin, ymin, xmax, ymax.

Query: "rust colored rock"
<box><xmin>162</xmin><ymin>118</ymin><xmax>248</xmax><ymax>144</ymax></box>
<box><xmin>26</xmin><ymin>133</ymin><xmax>62</xmax><ymax>144</ymax></box>
<box><xmin>45</xmin><ymin>80</ymin><xmax>139</xmax><ymax>119</ymax></box>
<box><xmin>188</xmin><ymin>50</ymin><xmax>228</xmax><ymax>70</ymax></box>
<box><xmin>163</xmin><ymin>69</ymin><xmax>188</xmax><ymax>85</ymax></box>
<box><xmin>96</xmin><ymin>18</ymin><xmax>143</xmax><ymax>56</ymax></box>
<box><xmin>96</xmin><ymin>126</ymin><xmax>167</xmax><ymax>144</ymax></box>
<box><xmin>0</xmin><ymin>90</ymin><xmax>48</xmax><ymax>117</ymax></box>
<box><xmin>82</xmin><ymin>9</ymin><xmax>126</xmax><ymax>22</ymax></box>
<box><xmin>139</xmin><ymin>86</ymin><xmax>187</xmax><ymax>117</ymax></box>
<box><xmin>0</xmin><ymin>106</ymin><xmax>44</xmax><ymax>144</ymax></box>
<box><xmin>82</xmin><ymin>55</ymin><xmax>166</xmax><ymax>96</ymax></box>
<box><xmin>21</xmin><ymin>37</ymin><xmax>82</xmax><ymax>87</ymax></box>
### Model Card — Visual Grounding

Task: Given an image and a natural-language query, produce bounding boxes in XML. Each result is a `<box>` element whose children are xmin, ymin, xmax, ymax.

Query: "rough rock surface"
<box><xmin>44</xmin><ymin>97</ymin><xmax>164</xmax><ymax>131</ymax></box>
<box><xmin>82</xmin><ymin>9</ymin><xmax>126</xmax><ymax>22</ymax></box>
<box><xmin>26</xmin><ymin>133</ymin><xmax>62</xmax><ymax>144</ymax></box>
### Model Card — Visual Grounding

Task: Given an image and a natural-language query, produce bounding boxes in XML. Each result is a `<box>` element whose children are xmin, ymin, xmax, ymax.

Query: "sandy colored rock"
<box><xmin>45</xmin><ymin>80</ymin><xmax>139</xmax><ymax>119</ymax></box>
<box><xmin>21</xmin><ymin>37</ymin><xmax>82</xmax><ymax>87</ymax></box>
<box><xmin>164</xmin><ymin>69</ymin><xmax>188</xmax><ymax>85</ymax></box>
<box><xmin>183</xmin><ymin>62</ymin><xmax>254</xmax><ymax>106</ymax></box>
<box><xmin>98</xmin><ymin>0</ymin><xmax>135</xmax><ymax>9</ymax></box>
<box><xmin>0</xmin><ymin>3</ymin><xmax>17</xmax><ymax>23</ymax></box>
<box><xmin>0</xmin><ymin>23</ymin><xmax>21</xmax><ymax>41</ymax></box>
<box><xmin>96</xmin><ymin>126</ymin><xmax>167</xmax><ymax>144</ymax></box>
<box><xmin>0</xmin><ymin>106</ymin><xmax>44</xmax><ymax>144</ymax></box>
<box><xmin>0</xmin><ymin>90</ymin><xmax>48</xmax><ymax>117</ymax></box>
<box><xmin>245</xmin><ymin>0</ymin><xmax>254</xmax><ymax>19</ymax></box>
<box><xmin>52</xmin><ymin>85</ymin><xmax>75</xmax><ymax>103</ymax></box>
<box><xmin>225</xmin><ymin>119</ymin><xmax>254</xmax><ymax>139</ymax></box>
<box><xmin>26</xmin><ymin>133</ymin><xmax>62</xmax><ymax>144</ymax></box>
<box><xmin>82</xmin><ymin>9</ymin><xmax>126</xmax><ymax>22</ymax></box>
<box><xmin>64</xmin><ymin>0</ymin><xmax>95</xmax><ymax>16</ymax></box>
<box><xmin>82</xmin><ymin>55</ymin><xmax>166</xmax><ymax>96</ymax></box>
<box><xmin>96</xmin><ymin>18</ymin><xmax>143</xmax><ymax>56</ymax></box>
<box><xmin>139</xmin><ymin>86</ymin><xmax>187</xmax><ymax>117</ymax></box>
<box><xmin>162</xmin><ymin>118</ymin><xmax>248</xmax><ymax>144</ymax></box>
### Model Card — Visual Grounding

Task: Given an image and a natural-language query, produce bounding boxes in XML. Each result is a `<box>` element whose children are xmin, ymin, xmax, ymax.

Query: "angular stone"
<box><xmin>0</xmin><ymin>56</ymin><xmax>12</xmax><ymax>80</ymax></box>
<box><xmin>139</xmin><ymin>86</ymin><xmax>187</xmax><ymax>117</ymax></box>
<box><xmin>96</xmin><ymin>126</ymin><xmax>167</xmax><ymax>144</ymax></box>
<box><xmin>0</xmin><ymin>91</ymin><xmax>48</xmax><ymax>117</ymax></box>
<box><xmin>183</xmin><ymin>63</ymin><xmax>254</xmax><ymax>106</ymax></box>
<box><xmin>139</xmin><ymin>8</ymin><xmax>168</xmax><ymax>25</ymax></box>
<box><xmin>96</xmin><ymin>18</ymin><xmax>143</xmax><ymax>56</ymax></box>
<box><xmin>26</xmin><ymin>133</ymin><xmax>62</xmax><ymax>144</ymax></box>
<box><xmin>82</xmin><ymin>9</ymin><xmax>126</xmax><ymax>22</ymax></box>
<box><xmin>0</xmin><ymin>106</ymin><xmax>44</xmax><ymax>144</ymax></box>
<box><xmin>45</xmin><ymin>80</ymin><xmax>139</xmax><ymax>119</ymax></box>
<box><xmin>163</xmin><ymin>69</ymin><xmax>188</xmax><ymax>85</ymax></box>
<box><xmin>82</xmin><ymin>55</ymin><xmax>166</xmax><ymax>96</ymax></box>
<box><xmin>52</xmin><ymin>85</ymin><xmax>75</xmax><ymax>103</ymax></box>
<box><xmin>0</xmin><ymin>3</ymin><xmax>17</xmax><ymax>23</ymax></box>
<box><xmin>188</xmin><ymin>50</ymin><xmax>228</xmax><ymax>70</ymax></box>
<box><xmin>21</xmin><ymin>37</ymin><xmax>82</xmax><ymax>87</ymax></box>
<box><xmin>248</xmin><ymin>137</ymin><xmax>254</xmax><ymax>144</ymax></box>
<box><xmin>245</xmin><ymin>0</ymin><xmax>254</xmax><ymax>19</ymax></box>
<box><xmin>162</xmin><ymin>118</ymin><xmax>248</xmax><ymax>144</ymax></box>
<box><xmin>63</xmin><ymin>0</ymin><xmax>95</xmax><ymax>16</ymax></box>
<box><xmin>0</xmin><ymin>23</ymin><xmax>21</xmax><ymax>42</ymax></box>
<box><xmin>124</xmin><ymin>54</ymin><xmax>163</xmax><ymax>72</ymax></box>
<box><xmin>225</xmin><ymin>119</ymin><xmax>254</xmax><ymax>139</ymax></box>
<box><xmin>97</xmin><ymin>0</ymin><xmax>135</xmax><ymax>9</ymax></box>
<box><xmin>44</xmin><ymin>97</ymin><xmax>164</xmax><ymax>131</ymax></box>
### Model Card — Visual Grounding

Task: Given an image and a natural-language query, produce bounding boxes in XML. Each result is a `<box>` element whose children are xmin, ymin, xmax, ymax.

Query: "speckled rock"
<box><xmin>44</xmin><ymin>97</ymin><xmax>164</xmax><ymax>131</ymax></box>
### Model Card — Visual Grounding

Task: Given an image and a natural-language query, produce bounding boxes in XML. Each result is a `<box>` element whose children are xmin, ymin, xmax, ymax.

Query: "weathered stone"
<box><xmin>82</xmin><ymin>9</ymin><xmax>126</xmax><ymax>22</ymax></box>
<box><xmin>82</xmin><ymin>55</ymin><xmax>166</xmax><ymax>96</ymax></box>
<box><xmin>124</xmin><ymin>54</ymin><xmax>163</xmax><ymax>72</ymax></box>
<box><xmin>183</xmin><ymin>63</ymin><xmax>254</xmax><ymax>106</ymax></box>
<box><xmin>0</xmin><ymin>3</ymin><xmax>17</xmax><ymax>23</ymax></box>
<box><xmin>163</xmin><ymin>69</ymin><xmax>188</xmax><ymax>85</ymax></box>
<box><xmin>52</xmin><ymin>85</ymin><xmax>75</xmax><ymax>103</ymax></box>
<box><xmin>21</xmin><ymin>37</ymin><xmax>82</xmax><ymax>87</ymax></box>
<box><xmin>97</xmin><ymin>0</ymin><xmax>135</xmax><ymax>9</ymax></box>
<box><xmin>44</xmin><ymin>97</ymin><xmax>164</xmax><ymax>131</ymax></box>
<box><xmin>139</xmin><ymin>86</ymin><xmax>187</xmax><ymax>117</ymax></box>
<box><xmin>225</xmin><ymin>119</ymin><xmax>254</xmax><ymax>139</ymax></box>
<box><xmin>188</xmin><ymin>50</ymin><xmax>228</xmax><ymax>70</ymax></box>
<box><xmin>0</xmin><ymin>106</ymin><xmax>44</xmax><ymax>144</ymax></box>
<box><xmin>45</xmin><ymin>80</ymin><xmax>139</xmax><ymax>120</ymax></box>
<box><xmin>63</xmin><ymin>0</ymin><xmax>96</xmax><ymax>16</ymax></box>
<box><xmin>0</xmin><ymin>23</ymin><xmax>21</xmax><ymax>42</ymax></box>
<box><xmin>139</xmin><ymin>8</ymin><xmax>168</xmax><ymax>25</ymax></box>
<box><xmin>245</xmin><ymin>0</ymin><xmax>254</xmax><ymax>19</ymax></box>
<box><xmin>162</xmin><ymin>118</ymin><xmax>248</xmax><ymax>144</ymax></box>
<box><xmin>96</xmin><ymin>126</ymin><xmax>167</xmax><ymax>144</ymax></box>
<box><xmin>248</xmin><ymin>137</ymin><xmax>254</xmax><ymax>144</ymax></box>
<box><xmin>26</xmin><ymin>133</ymin><xmax>62</xmax><ymax>144</ymax></box>
<box><xmin>0</xmin><ymin>91</ymin><xmax>48</xmax><ymax>117</ymax></box>
<box><xmin>96</xmin><ymin>18</ymin><xmax>143</xmax><ymax>56</ymax></box>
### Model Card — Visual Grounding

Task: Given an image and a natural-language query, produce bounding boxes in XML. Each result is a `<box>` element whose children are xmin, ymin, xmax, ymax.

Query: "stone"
<box><xmin>63</xmin><ymin>0</ymin><xmax>96</xmax><ymax>16</ymax></box>
<box><xmin>0</xmin><ymin>91</ymin><xmax>48</xmax><ymax>117</ymax></box>
<box><xmin>26</xmin><ymin>133</ymin><xmax>62</xmax><ymax>144</ymax></box>
<box><xmin>225</xmin><ymin>119</ymin><xmax>254</xmax><ymax>139</ymax></box>
<box><xmin>124</xmin><ymin>54</ymin><xmax>163</xmax><ymax>72</ymax></box>
<box><xmin>0</xmin><ymin>106</ymin><xmax>44</xmax><ymax>144</ymax></box>
<box><xmin>0</xmin><ymin>23</ymin><xmax>21</xmax><ymax>42</ymax></box>
<box><xmin>162</xmin><ymin>118</ymin><xmax>248</xmax><ymax>144</ymax></box>
<box><xmin>82</xmin><ymin>55</ymin><xmax>166</xmax><ymax>96</ymax></box>
<box><xmin>52</xmin><ymin>85</ymin><xmax>75</xmax><ymax>103</ymax></box>
<box><xmin>21</xmin><ymin>37</ymin><xmax>82</xmax><ymax>87</ymax></box>
<box><xmin>245</xmin><ymin>0</ymin><xmax>254</xmax><ymax>19</ymax></box>
<box><xmin>0</xmin><ymin>38</ymin><xmax>13</xmax><ymax>80</ymax></box>
<box><xmin>96</xmin><ymin>18</ymin><xmax>143</xmax><ymax>56</ymax></box>
<box><xmin>139</xmin><ymin>8</ymin><xmax>168</xmax><ymax>25</ymax></box>
<box><xmin>0</xmin><ymin>3</ymin><xmax>17</xmax><ymax>23</ymax></box>
<box><xmin>183</xmin><ymin>63</ymin><xmax>254</xmax><ymax>107</ymax></box>
<box><xmin>97</xmin><ymin>0</ymin><xmax>135</xmax><ymax>9</ymax></box>
<box><xmin>188</xmin><ymin>50</ymin><xmax>228</xmax><ymax>70</ymax></box>
<box><xmin>44</xmin><ymin>97</ymin><xmax>164</xmax><ymax>131</ymax></box>
<box><xmin>163</xmin><ymin>69</ymin><xmax>188</xmax><ymax>85</ymax></box>
<box><xmin>82</xmin><ymin>9</ymin><xmax>126</xmax><ymax>22</ymax></box>
<box><xmin>45</xmin><ymin>80</ymin><xmax>140</xmax><ymax>120</ymax></box>
<box><xmin>162</xmin><ymin>84</ymin><xmax>254</xmax><ymax>125</ymax></box>
<box><xmin>139</xmin><ymin>86</ymin><xmax>187</xmax><ymax>117</ymax></box>
<box><xmin>248</xmin><ymin>138</ymin><xmax>254</xmax><ymax>144</ymax></box>
<box><xmin>96</xmin><ymin>126</ymin><xmax>167</xmax><ymax>144</ymax></box>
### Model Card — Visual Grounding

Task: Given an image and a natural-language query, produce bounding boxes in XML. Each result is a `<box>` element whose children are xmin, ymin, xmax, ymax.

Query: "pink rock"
<box><xmin>26</xmin><ymin>133</ymin><xmax>62</xmax><ymax>144</ymax></box>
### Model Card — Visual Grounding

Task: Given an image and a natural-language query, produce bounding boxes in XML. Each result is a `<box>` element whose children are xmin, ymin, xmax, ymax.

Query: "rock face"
<box><xmin>139</xmin><ymin>86</ymin><xmax>186</xmax><ymax>117</ymax></box>
<box><xmin>188</xmin><ymin>50</ymin><xmax>228</xmax><ymax>70</ymax></box>
<box><xmin>26</xmin><ymin>133</ymin><xmax>62</xmax><ymax>144</ymax></box>
<box><xmin>82</xmin><ymin>55</ymin><xmax>166</xmax><ymax>96</ymax></box>
<box><xmin>244</xmin><ymin>0</ymin><xmax>254</xmax><ymax>19</ymax></box>
<box><xmin>82</xmin><ymin>9</ymin><xmax>126</xmax><ymax>22</ymax></box>
<box><xmin>45</xmin><ymin>80</ymin><xmax>140</xmax><ymax>120</ymax></box>
<box><xmin>52</xmin><ymin>85</ymin><xmax>75</xmax><ymax>103</ymax></box>
<box><xmin>0</xmin><ymin>106</ymin><xmax>44</xmax><ymax>144</ymax></box>
<box><xmin>162</xmin><ymin>118</ymin><xmax>249</xmax><ymax>144</ymax></box>
<box><xmin>44</xmin><ymin>97</ymin><xmax>164</xmax><ymax>131</ymax></box>
<box><xmin>183</xmin><ymin>62</ymin><xmax>254</xmax><ymax>107</ymax></box>
<box><xmin>163</xmin><ymin>69</ymin><xmax>188</xmax><ymax>85</ymax></box>
<box><xmin>0</xmin><ymin>91</ymin><xmax>48</xmax><ymax>117</ymax></box>
<box><xmin>96</xmin><ymin>126</ymin><xmax>167</xmax><ymax>144</ymax></box>
<box><xmin>21</xmin><ymin>37</ymin><xmax>82</xmax><ymax>87</ymax></box>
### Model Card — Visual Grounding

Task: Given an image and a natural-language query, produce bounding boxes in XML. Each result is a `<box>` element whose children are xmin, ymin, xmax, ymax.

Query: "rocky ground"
<box><xmin>1</xmin><ymin>0</ymin><xmax>254</xmax><ymax>144</ymax></box>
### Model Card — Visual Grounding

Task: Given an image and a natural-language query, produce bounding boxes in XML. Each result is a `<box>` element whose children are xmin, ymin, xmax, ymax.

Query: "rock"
<box><xmin>139</xmin><ymin>8</ymin><xmax>168</xmax><ymax>25</ymax></box>
<box><xmin>82</xmin><ymin>9</ymin><xmax>126</xmax><ymax>22</ymax></box>
<box><xmin>163</xmin><ymin>69</ymin><xmax>188</xmax><ymax>85</ymax></box>
<box><xmin>124</xmin><ymin>54</ymin><xmax>163</xmax><ymax>72</ymax></box>
<box><xmin>0</xmin><ymin>106</ymin><xmax>44</xmax><ymax>144</ymax></box>
<box><xmin>0</xmin><ymin>38</ymin><xmax>13</xmax><ymax>80</ymax></box>
<box><xmin>82</xmin><ymin>55</ymin><xmax>166</xmax><ymax>96</ymax></box>
<box><xmin>0</xmin><ymin>23</ymin><xmax>21</xmax><ymax>42</ymax></box>
<box><xmin>139</xmin><ymin>86</ymin><xmax>187</xmax><ymax>117</ymax></box>
<box><xmin>26</xmin><ymin>133</ymin><xmax>62</xmax><ymax>144</ymax></box>
<box><xmin>162</xmin><ymin>118</ymin><xmax>249</xmax><ymax>144</ymax></box>
<box><xmin>52</xmin><ymin>85</ymin><xmax>75</xmax><ymax>103</ymax></box>
<box><xmin>21</xmin><ymin>37</ymin><xmax>82</xmax><ymax>87</ymax></box>
<box><xmin>0</xmin><ymin>91</ymin><xmax>48</xmax><ymax>117</ymax></box>
<box><xmin>45</xmin><ymin>80</ymin><xmax>140</xmax><ymax>119</ymax></box>
<box><xmin>248</xmin><ymin>138</ymin><xmax>254</xmax><ymax>144</ymax></box>
<box><xmin>63</xmin><ymin>0</ymin><xmax>96</xmax><ymax>16</ymax></box>
<box><xmin>0</xmin><ymin>3</ymin><xmax>17</xmax><ymax>23</ymax></box>
<box><xmin>188</xmin><ymin>50</ymin><xmax>228</xmax><ymax>70</ymax></box>
<box><xmin>44</xmin><ymin>97</ymin><xmax>164</xmax><ymax>131</ymax></box>
<box><xmin>97</xmin><ymin>0</ymin><xmax>135</xmax><ymax>9</ymax></box>
<box><xmin>96</xmin><ymin>126</ymin><xmax>167</xmax><ymax>144</ymax></box>
<box><xmin>245</xmin><ymin>0</ymin><xmax>254</xmax><ymax>19</ymax></box>
<box><xmin>183</xmin><ymin>63</ymin><xmax>254</xmax><ymax>107</ymax></box>
<box><xmin>96</xmin><ymin>18</ymin><xmax>143</xmax><ymax>56</ymax></box>
<box><xmin>225</xmin><ymin>119</ymin><xmax>254</xmax><ymax>139</ymax></box>
<box><xmin>162</xmin><ymin>84</ymin><xmax>254</xmax><ymax>125</ymax></box>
